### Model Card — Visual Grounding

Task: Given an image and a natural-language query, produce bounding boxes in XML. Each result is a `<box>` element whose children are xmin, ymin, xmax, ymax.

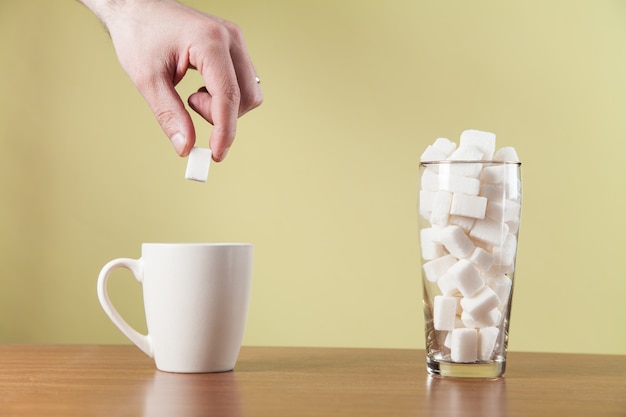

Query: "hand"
<box><xmin>80</xmin><ymin>0</ymin><xmax>263</xmax><ymax>161</ymax></box>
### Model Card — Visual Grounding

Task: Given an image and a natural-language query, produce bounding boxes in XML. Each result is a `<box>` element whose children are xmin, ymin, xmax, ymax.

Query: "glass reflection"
<box><xmin>424</xmin><ymin>375</ymin><xmax>506</xmax><ymax>417</ymax></box>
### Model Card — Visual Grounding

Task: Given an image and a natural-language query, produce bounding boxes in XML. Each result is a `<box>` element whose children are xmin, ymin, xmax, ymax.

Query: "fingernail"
<box><xmin>214</xmin><ymin>146</ymin><xmax>230</xmax><ymax>162</ymax></box>
<box><xmin>171</xmin><ymin>133</ymin><xmax>186</xmax><ymax>155</ymax></box>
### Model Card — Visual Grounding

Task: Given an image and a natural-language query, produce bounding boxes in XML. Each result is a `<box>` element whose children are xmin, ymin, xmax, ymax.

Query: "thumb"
<box><xmin>139</xmin><ymin>78</ymin><xmax>197</xmax><ymax>157</ymax></box>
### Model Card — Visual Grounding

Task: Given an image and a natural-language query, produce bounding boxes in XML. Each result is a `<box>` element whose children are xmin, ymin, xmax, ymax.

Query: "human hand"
<box><xmin>80</xmin><ymin>0</ymin><xmax>263</xmax><ymax>161</ymax></box>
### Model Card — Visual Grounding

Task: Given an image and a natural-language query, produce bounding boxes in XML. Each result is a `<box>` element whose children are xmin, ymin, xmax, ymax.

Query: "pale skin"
<box><xmin>79</xmin><ymin>0</ymin><xmax>263</xmax><ymax>162</ymax></box>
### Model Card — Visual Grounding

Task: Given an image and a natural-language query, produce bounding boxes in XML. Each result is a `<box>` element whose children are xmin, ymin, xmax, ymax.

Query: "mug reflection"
<box><xmin>142</xmin><ymin>370</ymin><xmax>242</xmax><ymax>417</ymax></box>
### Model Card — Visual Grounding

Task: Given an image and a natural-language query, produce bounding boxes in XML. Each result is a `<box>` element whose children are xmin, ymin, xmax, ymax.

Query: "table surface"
<box><xmin>0</xmin><ymin>345</ymin><xmax>624</xmax><ymax>417</ymax></box>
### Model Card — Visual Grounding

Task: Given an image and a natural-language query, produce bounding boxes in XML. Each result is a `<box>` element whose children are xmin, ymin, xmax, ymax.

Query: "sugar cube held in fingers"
<box><xmin>185</xmin><ymin>147</ymin><xmax>212</xmax><ymax>182</ymax></box>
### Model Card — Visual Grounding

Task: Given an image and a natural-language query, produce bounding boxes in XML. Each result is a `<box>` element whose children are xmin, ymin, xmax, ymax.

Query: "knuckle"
<box><xmin>221</xmin><ymin>82</ymin><xmax>242</xmax><ymax>105</ymax></box>
<box><xmin>154</xmin><ymin>106</ymin><xmax>177</xmax><ymax>133</ymax></box>
<box><xmin>223</xmin><ymin>21</ymin><xmax>244</xmax><ymax>42</ymax></box>
<box><xmin>241</xmin><ymin>89</ymin><xmax>263</xmax><ymax>112</ymax></box>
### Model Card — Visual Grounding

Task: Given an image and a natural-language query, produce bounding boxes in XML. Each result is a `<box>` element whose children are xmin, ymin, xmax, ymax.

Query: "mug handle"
<box><xmin>97</xmin><ymin>257</ymin><xmax>154</xmax><ymax>358</ymax></box>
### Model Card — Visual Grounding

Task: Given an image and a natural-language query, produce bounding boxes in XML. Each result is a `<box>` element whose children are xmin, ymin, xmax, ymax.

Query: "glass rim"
<box><xmin>420</xmin><ymin>160</ymin><xmax>521</xmax><ymax>166</ymax></box>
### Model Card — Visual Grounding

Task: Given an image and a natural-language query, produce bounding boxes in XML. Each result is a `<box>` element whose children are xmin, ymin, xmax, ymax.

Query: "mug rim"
<box><xmin>142</xmin><ymin>242</ymin><xmax>253</xmax><ymax>246</ymax></box>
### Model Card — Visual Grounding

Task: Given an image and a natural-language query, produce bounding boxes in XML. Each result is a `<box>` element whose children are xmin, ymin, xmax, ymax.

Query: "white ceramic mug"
<box><xmin>97</xmin><ymin>243</ymin><xmax>253</xmax><ymax>373</ymax></box>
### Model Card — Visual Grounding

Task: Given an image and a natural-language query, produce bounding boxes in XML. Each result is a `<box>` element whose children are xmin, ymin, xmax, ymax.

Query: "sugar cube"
<box><xmin>438</xmin><ymin>174</ymin><xmax>481</xmax><ymax>196</ymax></box>
<box><xmin>461</xmin><ymin>308</ymin><xmax>501</xmax><ymax>328</ymax></box>
<box><xmin>433</xmin><ymin>296</ymin><xmax>458</xmax><ymax>331</ymax></box>
<box><xmin>421</xmin><ymin>168</ymin><xmax>440</xmax><ymax>191</ymax></box>
<box><xmin>506</xmin><ymin>218</ymin><xmax>520</xmax><ymax>234</ymax></box>
<box><xmin>450</xmin><ymin>193</ymin><xmax>488</xmax><ymax>219</ymax></box>
<box><xmin>420</xmin><ymin>227</ymin><xmax>445</xmax><ymax>260</ymax></box>
<box><xmin>478</xmin><ymin>327</ymin><xmax>500</xmax><ymax>361</ymax></box>
<box><xmin>184</xmin><ymin>147</ymin><xmax>212</xmax><ymax>182</ymax></box>
<box><xmin>448</xmin><ymin>259</ymin><xmax>484</xmax><ymax>297</ymax></box>
<box><xmin>485</xmin><ymin>274</ymin><xmax>512</xmax><ymax>308</ymax></box>
<box><xmin>433</xmin><ymin>137</ymin><xmax>457</xmax><ymax>156</ymax></box>
<box><xmin>449</xmin><ymin>215</ymin><xmax>475</xmax><ymax>232</ymax></box>
<box><xmin>492</xmin><ymin>233</ymin><xmax>518</xmax><ymax>268</ymax></box>
<box><xmin>470</xmin><ymin>219</ymin><xmax>509</xmax><ymax>246</ymax></box>
<box><xmin>448</xmin><ymin>145</ymin><xmax>484</xmax><ymax>161</ymax></box>
<box><xmin>485</xmin><ymin>200</ymin><xmax>522</xmax><ymax>224</ymax></box>
<box><xmin>422</xmin><ymin>254</ymin><xmax>458</xmax><ymax>283</ymax></box>
<box><xmin>450</xmin><ymin>328</ymin><xmax>478</xmax><ymax>363</ymax></box>
<box><xmin>439</xmin><ymin>161</ymin><xmax>483</xmax><ymax>179</ymax></box>
<box><xmin>440</xmin><ymin>225</ymin><xmax>475</xmax><ymax>258</ymax></box>
<box><xmin>419</xmin><ymin>190</ymin><xmax>436</xmax><ymax>220</ymax></box>
<box><xmin>494</xmin><ymin>147</ymin><xmax>520</xmax><ymax>162</ymax></box>
<box><xmin>437</xmin><ymin>273</ymin><xmax>459</xmax><ymax>296</ymax></box>
<box><xmin>460</xmin><ymin>286</ymin><xmax>500</xmax><ymax>317</ymax></box>
<box><xmin>468</xmin><ymin>247</ymin><xmax>494</xmax><ymax>271</ymax></box>
<box><xmin>460</xmin><ymin>129</ymin><xmax>496</xmax><ymax>160</ymax></box>
<box><xmin>429</xmin><ymin>191</ymin><xmax>452</xmax><ymax>226</ymax></box>
<box><xmin>421</xmin><ymin>145</ymin><xmax>447</xmax><ymax>162</ymax></box>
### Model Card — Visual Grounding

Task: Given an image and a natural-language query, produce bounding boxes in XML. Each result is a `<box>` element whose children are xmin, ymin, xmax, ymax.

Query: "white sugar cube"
<box><xmin>508</xmin><ymin>180</ymin><xmax>522</xmax><ymax>202</ymax></box>
<box><xmin>448</xmin><ymin>259</ymin><xmax>484</xmax><ymax>297</ymax></box>
<box><xmin>421</xmin><ymin>168</ymin><xmax>440</xmax><ymax>191</ymax></box>
<box><xmin>480</xmin><ymin>164</ymin><xmax>518</xmax><ymax>184</ymax></box>
<box><xmin>505</xmin><ymin>200</ymin><xmax>522</xmax><ymax>222</ymax></box>
<box><xmin>437</xmin><ymin>273</ymin><xmax>459</xmax><ymax>296</ymax></box>
<box><xmin>433</xmin><ymin>296</ymin><xmax>458</xmax><ymax>331</ymax></box>
<box><xmin>455</xmin><ymin>297</ymin><xmax>464</xmax><ymax>315</ymax></box>
<box><xmin>506</xmin><ymin>218</ymin><xmax>520</xmax><ymax>234</ymax></box>
<box><xmin>429</xmin><ymin>191</ymin><xmax>452</xmax><ymax>226</ymax></box>
<box><xmin>493</xmin><ymin>233</ymin><xmax>517</xmax><ymax>268</ymax></box>
<box><xmin>421</xmin><ymin>145</ymin><xmax>447</xmax><ymax>162</ymax></box>
<box><xmin>421</xmin><ymin>226</ymin><xmax>443</xmax><ymax>243</ymax></box>
<box><xmin>460</xmin><ymin>286</ymin><xmax>501</xmax><ymax>318</ymax></box>
<box><xmin>480</xmin><ymin>179</ymin><xmax>521</xmax><ymax>203</ymax></box>
<box><xmin>184</xmin><ymin>147</ymin><xmax>212</xmax><ymax>182</ymax></box>
<box><xmin>450</xmin><ymin>193</ymin><xmax>488</xmax><ymax>219</ymax></box>
<box><xmin>420</xmin><ymin>227</ymin><xmax>445</xmax><ymax>260</ymax></box>
<box><xmin>438</xmin><ymin>173</ymin><xmax>481</xmax><ymax>196</ymax></box>
<box><xmin>485</xmin><ymin>274</ymin><xmax>512</xmax><ymax>308</ymax></box>
<box><xmin>419</xmin><ymin>190</ymin><xmax>436</xmax><ymax>220</ymax></box>
<box><xmin>494</xmin><ymin>147</ymin><xmax>520</xmax><ymax>162</ymax></box>
<box><xmin>450</xmin><ymin>328</ymin><xmax>478</xmax><ymax>363</ymax></box>
<box><xmin>449</xmin><ymin>215</ymin><xmax>475</xmax><ymax>232</ymax></box>
<box><xmin>460</xmin><ymin>129</ymin><xmax>496</xmax><ymax>160</ymax></box>
<box><xmin>460</xmin><ymin>311</ymin><xmax>480</xmax><ymax>328</ymax></box>
<box><xmin>485</xmin><ymin>200</ymin><xmax>522</xmax><ymax>224</ymax></box>
<box><xmin>468</xmin><ymin>247</ymin><xmax>494</xmax><ymax>271</ymax></box>
<box><xmin>470</xmin><ymin>219</ymin><xmax>509</xmax><ymax>246</ymax></box>
<box><xmin>487</xmin><ymin>262</ymin><xmax>515</xmax><ymax>276</ymax></box>
<box><xmin>440</xmin><ymin>161</ymin><xmax>483</xmax><ymax>179</ymax></box>
<box><xmin>480</xmin><ymin>164</ymin><xmax>521</xmax><ymax>201</ymax></box>
<box><xmin>461</xmin><ymin>308</ymin><xmax>502</xmax><ymax>329</ymax></box>
<box><xmin>478</xmin><ymin>327</ymin><xmax>500</xmax><ymax>361</ymax></box>
<box><xmin>480</xmin><ymin>182</ymin><xmax>506</xmax><ymax>201</ymax></box>
<box><xmin>422</xmin><ymin>254</ymin><xmax>458</xmax><ymax>283</ymax></box>
<box><xmin>421</xmin><ymin>243</ymin><xmax>445</xmax><ymax>261</ymax></box>
<box><xmin>440</xmin><ymin>225</ymin><xmax>475</xmax><ymax>258</ymax></box>
<box><xmin>449</xmin><ymin>145</ymin><xmax>484</xmax><ymax>161</ymax></box>
<box><xmin>433</xmin><ymin>137</ymin><xmax>457</xmax><ymax>156</ymax></box>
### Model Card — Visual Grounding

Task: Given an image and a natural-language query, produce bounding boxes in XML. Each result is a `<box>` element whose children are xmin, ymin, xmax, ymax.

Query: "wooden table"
<box><xmin>1</xmin><ymin>345</ymin><xmax>624</xmax><ymax>417</ymax></box>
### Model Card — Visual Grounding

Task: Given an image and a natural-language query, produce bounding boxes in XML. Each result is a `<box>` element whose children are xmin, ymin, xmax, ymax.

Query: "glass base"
<box><xmin>427</xmin><ymin>357</ymin><xmax>506</xmax><ymax>378</ymax></box>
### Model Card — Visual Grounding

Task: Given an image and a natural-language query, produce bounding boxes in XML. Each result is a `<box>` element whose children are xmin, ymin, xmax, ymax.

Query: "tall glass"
<box><xmin>418</xmin><ymin>161</ymin><xmax>521</xmax><ymax>378</ymax></box>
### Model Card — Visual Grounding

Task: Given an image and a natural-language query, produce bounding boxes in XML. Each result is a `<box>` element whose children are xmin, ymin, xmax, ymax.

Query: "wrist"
<box><xmin>79</xmin><ymin>0</ymin><xmax>180</xmax><ymax>29</ymax></box>
<box><xmin>78</xmin><ymin>0</ymin><xmax>127</xmax><ymax>26</ymax></box>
